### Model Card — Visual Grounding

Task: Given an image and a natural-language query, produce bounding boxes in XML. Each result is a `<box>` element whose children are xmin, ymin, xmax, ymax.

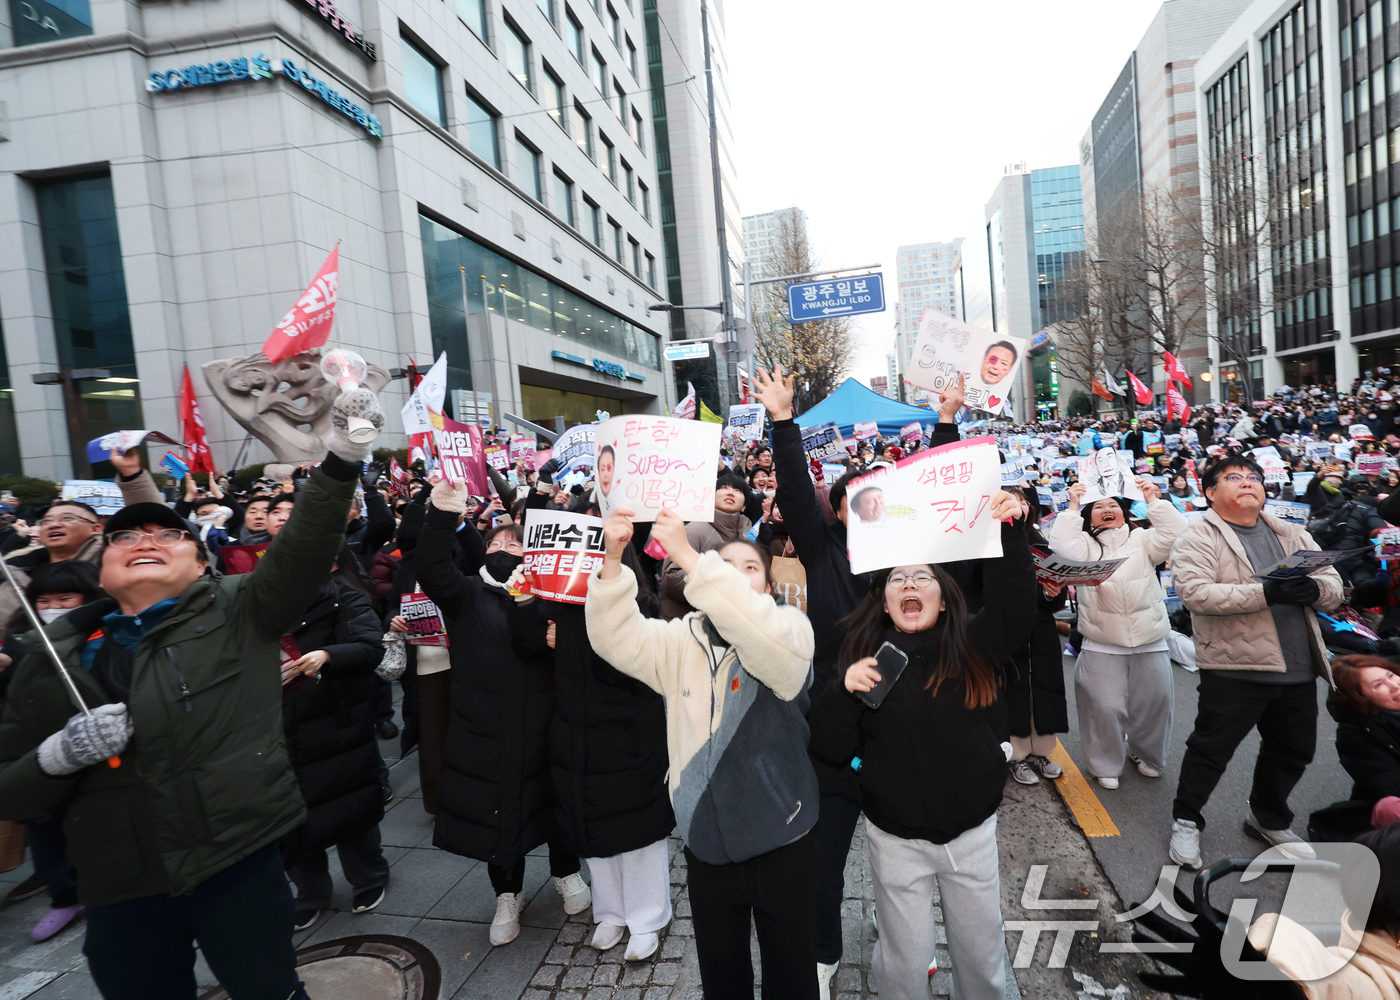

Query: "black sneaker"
<box><xmin>352</xmin><ymin>887</ymin><xmax>385</xmax><ymax>913</ymax></box>
<box><xmin>375</xmin><ymin>720</ymin><xmax>400</xmax><ymax>740</ymax></box>
<box><xmin>293</xmin><ymin>907</ymin><xmax>321</xmax><ymax>931</ymax></box>
<box><xmin>5</xmin><ymin>874</ymin><xmax>45</xmax><ymax>904</ymax></box>
<box><xmin>381</xmin><ymin>779</ymin><xmax>394</xmax><ymax>804</ymax></box>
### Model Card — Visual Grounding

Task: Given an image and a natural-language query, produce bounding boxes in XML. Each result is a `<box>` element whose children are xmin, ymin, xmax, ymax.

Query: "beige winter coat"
<box><xmin>1169</xmin><ymin>508</ymin><xmax>1342</xmax><ymax>681</ymax></box>
<box><xmin>1249</xmin><ymin>913</ymin><xmax>1400</xmax><ymax>1000</ymax></box>
<box><xmin>658</xmin><ymin>510</ymin><xmax>753</xmax><ymax>620</ymax></box>
<box><xmin>1047</xmin><ymin>498</ymin><xmax>1186</xmax><ymax>649</ymax></box>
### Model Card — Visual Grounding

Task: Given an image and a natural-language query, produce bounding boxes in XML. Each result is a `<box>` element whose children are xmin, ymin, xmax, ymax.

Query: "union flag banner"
<box><xmin>262</xmin><ymin>244</ymin><xmax>339</xmax><ymax>363</ymax></box>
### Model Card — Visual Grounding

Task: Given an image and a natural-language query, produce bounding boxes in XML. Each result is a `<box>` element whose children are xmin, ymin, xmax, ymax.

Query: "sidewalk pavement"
<box><xmin>0</xmin><ymin>729</ymin><xmax>1167</xmax><ymax>999</ymax></box>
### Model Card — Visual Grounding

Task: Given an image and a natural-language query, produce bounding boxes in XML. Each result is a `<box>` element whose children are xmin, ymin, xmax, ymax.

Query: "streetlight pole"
<box><xmin>700</xmin><ymin>0</ymin><xmax>736</xmax><ymax>406</ymax></box>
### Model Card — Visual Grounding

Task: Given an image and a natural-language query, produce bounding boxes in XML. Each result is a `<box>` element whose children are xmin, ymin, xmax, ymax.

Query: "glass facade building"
<box><xmin>35</xmin><ymin>175</ymin><xmax>142</xmax><ymax>474</ymax></box>
<box><xmin>421</xmin><ymin>215</ymin><xmax>660</xmax><ymax>407</ymax></box>
<box><xmin>1030</xmin><ymin>165</ymin><xmax>1085</xmax><ymax>327</ymax></box>
<box><xmin>1090</xmin><ymin>59</ymin><xmax>1143</xmax><ymax>225</ymax></box>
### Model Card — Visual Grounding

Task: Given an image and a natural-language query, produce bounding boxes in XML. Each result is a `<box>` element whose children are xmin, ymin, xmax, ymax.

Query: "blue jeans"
<box><xmin>28</xmin><ymin>810</ymin><xmax>77</xmax><ymax>907</ymax></box>
<box><xmin>84</xmin><ymin>842</ymin><xmax>309</xmax><ymax>1000</ymax></box>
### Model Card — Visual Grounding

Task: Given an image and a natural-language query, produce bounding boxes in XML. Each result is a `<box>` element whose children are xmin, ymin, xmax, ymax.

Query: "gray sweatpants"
<box><xmin>866</xmin><ymin>814</ymin><xmax>1005</xmax><ymax>1000</ymax></box>
<box><xmin>1074</xmin><ymin>648</ymin><xmax>1173</xmax><ymax>779</ymax></box>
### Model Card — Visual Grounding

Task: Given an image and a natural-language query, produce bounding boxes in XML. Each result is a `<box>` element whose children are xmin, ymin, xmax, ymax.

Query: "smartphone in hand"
<box><xmin>856</xmin><ymin>641</ymin><xmax>910</xmax><ymax>710</ymax></box>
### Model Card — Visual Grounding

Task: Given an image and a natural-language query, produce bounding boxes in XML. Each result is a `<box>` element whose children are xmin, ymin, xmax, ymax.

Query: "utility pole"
<box><xmin>701</xmin><ymin>0</ymin><xmax>736</xmax><ymax>406</ymax></box>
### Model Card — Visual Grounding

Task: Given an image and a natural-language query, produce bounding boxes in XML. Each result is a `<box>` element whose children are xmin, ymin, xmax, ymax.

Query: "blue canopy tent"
<box><xmin>793</xmin><ymin>378</ymin><xmax>937</xmax><ymax>439</ymax></box>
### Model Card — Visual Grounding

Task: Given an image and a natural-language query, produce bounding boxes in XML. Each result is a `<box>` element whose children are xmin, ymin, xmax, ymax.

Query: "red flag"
<box><xmin>1167</xmin><ymin>382</ymin><xmax>1191</xmax><ymax>424</ymax></box>
<box><xmin>179</xmin><ymin>366</ymin><xmax>215</xmax><ymax>474</ymax></box>
<box><xmin>1163</xmin><ymin>351</ymin><xmax>1193</xmax><ymax>389</ymax></box>
<box><xmin>1126</xmin><ymin>370</ymin><xmax>1153</xmax><ymax>405</ymax></box>
<box><xmin>262</xmin><ymin>245</ymin><xmax>339</xmax><ymax>363</ymax></box>
<box><xmin>1091</xmin><ymin>377</ymin><xmax>1113</xmax><ymax>401</ymax></box>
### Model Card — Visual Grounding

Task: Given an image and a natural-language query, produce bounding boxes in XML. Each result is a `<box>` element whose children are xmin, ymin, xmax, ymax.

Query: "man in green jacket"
<box><xmin>0</xmin><ymin>387</ymin><xmax>383</xmax><ymax>999</ymax></box>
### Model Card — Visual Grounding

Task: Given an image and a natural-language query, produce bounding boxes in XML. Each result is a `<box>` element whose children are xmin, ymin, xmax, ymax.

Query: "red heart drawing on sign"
<box><xmin>988</xmin><ymin>395</ymin><xmax>1002</xmax><ymax>409</ymax></box>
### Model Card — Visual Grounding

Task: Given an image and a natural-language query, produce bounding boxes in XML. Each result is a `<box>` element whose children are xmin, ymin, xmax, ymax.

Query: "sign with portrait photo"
<box><xmin>903</xmin><ymin>310</ymin><xmax>1027</xmax><ymax>417</ymax></box>
<box><xmin>1076</xmin><ymin>448</ymin><xmax>1145</xmax><ymax>505</ymax></box>
<box><xmin>594</xmin><ymin>415</ymin><xmax>721</xmax><ymax>522</ymax></box>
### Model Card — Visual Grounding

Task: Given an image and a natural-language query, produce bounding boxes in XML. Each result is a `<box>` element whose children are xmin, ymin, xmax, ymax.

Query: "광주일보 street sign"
<box><xmin>787</xmin><ymin>274</ymin><xmax>885</xmax><ymax>324</ymax></box>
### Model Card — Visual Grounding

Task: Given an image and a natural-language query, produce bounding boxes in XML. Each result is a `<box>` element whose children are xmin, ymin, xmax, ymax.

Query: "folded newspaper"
<box><xmin>1252</xmin><ymin>547</ymin><xmax>1371</xmax><ymax>581</ymax></box>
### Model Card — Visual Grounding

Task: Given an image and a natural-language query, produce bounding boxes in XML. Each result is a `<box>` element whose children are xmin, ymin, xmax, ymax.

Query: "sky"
<box><xmin>725</xmin><ymin>0</ymin><xmax>1173</xmax><ymax>385</ymax></box>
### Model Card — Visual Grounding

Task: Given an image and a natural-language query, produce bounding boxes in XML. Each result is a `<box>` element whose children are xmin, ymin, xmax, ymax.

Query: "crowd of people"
<box><xmin>4</xmin><ymin>366</ymin><xmax>1400</xmax><ymax>998</ymax></box>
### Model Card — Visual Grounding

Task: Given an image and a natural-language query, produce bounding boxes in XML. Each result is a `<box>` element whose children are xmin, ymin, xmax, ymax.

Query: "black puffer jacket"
<box><xmin>280</xmin><ymin>577</ymin><xmax>386</xmax><ymax>863</ymax></box>
<box><xmin>509</xmin><ymin>598</ymin><xmax>674</xmax><ymax>859</ymax></box>
<box><xmin>1330</xmin><ymin>694</ymin><xmax>1400</xmax><ymax>805</ymax></box>
<box><xmin>809</xmin><ymin>526</ymin><xmax>1036</xmax><ymax>844</ymax></box>
<box><xmin>418</xmin><ymin>505</ymin><xmax>557</xmax><ymax>866</ymax></box>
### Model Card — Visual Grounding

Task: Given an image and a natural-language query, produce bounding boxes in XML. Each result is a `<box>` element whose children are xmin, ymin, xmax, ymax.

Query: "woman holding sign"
<box><xmin>809</xmin><ymin>489</ymin><xmax>1034</xmax><ymax>1000</ymax></box>
<box><xmin>586</xmin><ymin>507</ymin><xmax>819</xmax><ymax>999</ymax></box>
<box><xmin>1049</xmin><ymin>479</ymin><xmax>1185</xmax><ymax>789</ymax></box>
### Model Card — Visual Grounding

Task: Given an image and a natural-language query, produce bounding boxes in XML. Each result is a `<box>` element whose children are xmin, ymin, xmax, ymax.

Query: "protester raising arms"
<box><xmin>586</xmin><ymin>505</ymin><xmax>819</xmax><ymax>1000</ymax></box>
<box><xmin>809</xmin><ymin>488</ymin><xmax>1035</xmax><ymax>1000</ymax></box>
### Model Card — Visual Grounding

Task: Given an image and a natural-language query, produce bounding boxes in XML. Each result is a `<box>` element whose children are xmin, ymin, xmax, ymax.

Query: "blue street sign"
<box><xmin>787</xmin><ymin>273</ymin><xmax>886</xmax><ymax>324</ymax></box>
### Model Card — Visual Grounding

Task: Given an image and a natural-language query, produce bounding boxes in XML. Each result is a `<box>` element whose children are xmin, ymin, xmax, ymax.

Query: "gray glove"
<box><xmin>37</xmin><ymin>704</ymin><xmax>132</xmax><ymax>776</ymax></box>
<box><xmin>328</xmin><ymin>387</ymin><xmax>386</xmax><ymax>463</ymax></box>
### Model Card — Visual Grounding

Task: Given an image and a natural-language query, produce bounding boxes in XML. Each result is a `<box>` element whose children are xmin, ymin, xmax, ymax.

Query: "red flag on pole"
<box><xmin>1162</xmin><ymin>351</ymin><xmax>1193</xmax><ymax>389</ymax></box>
<box><xmin>1091</xmin><ymin>377</ymin><xmax>1113</xmax><ymax>401</ymax></box>
<box><xmin>179</xmin><ymin>365</ymin><xmax>215</xmax><ymax>474</ymax></box>
<box><xmin>262</xmin><ymin>245</ymin><xmax>339</xmax><ymax>363</ymax></box>
<box><xmin>1126</xmin><ymin>370</ymin><xmax>1154</xmax><ymax>405</ymax></box>
<box><xmin>1167</xmin><ymin>382</ymin><xmax>1191</xmax><ymax>424</ymax></box>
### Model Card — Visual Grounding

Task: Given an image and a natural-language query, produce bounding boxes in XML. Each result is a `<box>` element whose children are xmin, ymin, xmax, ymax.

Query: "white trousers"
<box><xmin>866</xmin><ymin>814</ymin><xmax>1005</xmax><ymax>1000</ymax></box>
<box><xmin>587</xmin><ymin>838</ymin><xmax>673</xmax><ymax>934</ymax></box>
<box><xmin>1074</xmin><ymin>648</ymin><xmax>1174</xmax><ymax>778</ymax></box>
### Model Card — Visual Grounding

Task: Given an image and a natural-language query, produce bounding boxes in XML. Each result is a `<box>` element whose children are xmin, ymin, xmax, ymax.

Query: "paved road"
<box><xmin>1056</xmin><ymin>654</ymin><xmax>1351</xmax><ymax>922</ymax></box>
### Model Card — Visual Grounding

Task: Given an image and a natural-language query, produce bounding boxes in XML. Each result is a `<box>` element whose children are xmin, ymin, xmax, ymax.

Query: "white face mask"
<box><xmin>37</xmin><ymin>607</ymin><xmax>70</xmax><ymax>624</ymax></box>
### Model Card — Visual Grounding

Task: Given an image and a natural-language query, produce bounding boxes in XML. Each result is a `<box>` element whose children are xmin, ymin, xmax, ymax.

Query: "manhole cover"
<box><xmin>198</xmin><ymin>935</ymin><xmax>440</xmax><ymax>1000</ymax></box>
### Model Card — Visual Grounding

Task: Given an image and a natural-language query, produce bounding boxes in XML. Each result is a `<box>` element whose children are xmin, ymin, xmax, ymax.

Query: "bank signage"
<box><xmin>289</xmin><ymin>0</ymin><xmax>376</xmax><ymax>59</ymax></box>
<box><xmin>145</xmin><ymin>52</ymin><xmax>383</xmax><ymax>139</ymax></box>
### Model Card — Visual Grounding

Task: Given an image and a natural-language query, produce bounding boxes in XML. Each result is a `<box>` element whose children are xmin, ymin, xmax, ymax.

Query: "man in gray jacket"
<box><xmin>1167</xmin><ymin>455</ymin><xmax>1343</xmax><ymax>869</ymax></box>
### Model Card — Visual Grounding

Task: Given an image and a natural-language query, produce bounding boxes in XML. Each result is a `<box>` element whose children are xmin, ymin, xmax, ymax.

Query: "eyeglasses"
<box><xmin>106</xmin><ymin>529</ymin><xmax>191</xmax><ymax>548</ymax></box>
<box><xmin>887</xmin><ymin>571</ymin><xmax>936</xmax><ymax>589</ymax></box>
<box><xmin>37</xmin><ymin>514</ymin><xmax>97</xmax><ymax>528</ymax></box>
<box><xmin>1222</xmin><ymin>473</ymin><xmax>1264</xmax><ymax>485</ymax></box>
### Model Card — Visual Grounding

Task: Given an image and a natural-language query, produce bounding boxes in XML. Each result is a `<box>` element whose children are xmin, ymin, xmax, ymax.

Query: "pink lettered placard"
<box><xmin>595</xmin><ymin>415</ymin><xmax>722</xmax><ymax>522</ymax></box>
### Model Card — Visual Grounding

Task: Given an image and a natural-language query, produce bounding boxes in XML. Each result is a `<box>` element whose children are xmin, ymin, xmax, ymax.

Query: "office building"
<box><xmin>0</xmin><ymin>0</ymin><xmax>668</xmax><ymax>479</ymax></box>
<box><xmin>949</xmin><ymin>163</ymin><xmax>1084</xmax><ymax>418</ymax></box>
<box><xmin>1079</xmin><ymin>0</ymin><xmax>1252</xmax><ymax>400</ymax></box>
<box><xmin>643</xmin><ymin>0</ymin><xmax>742</xmax><ymax>410</ymax></box>
<box><xmin>1196</xmin><ymin>0</ymin><xmax>1400</xmax><ymax>399</ymax></box>
<box><xmin>892</xmin><ymin>239</ymin><xmax>960</xmax><ymax>405</ymax></box>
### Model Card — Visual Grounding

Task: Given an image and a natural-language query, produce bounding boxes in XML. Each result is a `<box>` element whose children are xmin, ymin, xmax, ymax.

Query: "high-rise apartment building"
<box><xmin>1079</xmin><ymin>0</ymin><xmax>1253</xmax><ymax>401</ymax></box>
<box><xmin>0</xmin><ymin>0</ymin><xmax>668</xmax><ymax>478</ymax></box>
<box><xmin>892</xmin><ymin>240</ymin><xmax>960</xmax><ymax>403</ymax></box>
<box><xmin>743</xmin><ymin>207</ymin><xmax>810</xmax><ymax>280</ymax></box>
<box><xmin>643</xmin><ymin>0</ymin><xmax>743</xmax><ymax>411</ymax></box>
<box><xmin>1194</xmin><ymin>0</ymin><xmax>1400</xmax><ymax>399</ymax></box>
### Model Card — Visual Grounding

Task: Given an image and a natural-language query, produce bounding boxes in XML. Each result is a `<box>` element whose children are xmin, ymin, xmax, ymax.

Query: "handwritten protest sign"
<box><xmin>1029</xmin><ymin>546</ymin><xmax>1129</xmax><ymax>587</ymax></box>
<box><xmin>522</xmin><ymin>510</ymin><xmax>606</xmax><ymax>604</ymax></box>
<box><xmin>855</xmin><ymin>421</ymin><xmax>879</xmax><ymax>441</ymax></box>
<box><xmin>433</xmin><ymin>416</ymin><xmax>490</xmax><ymax>495</ymax></box>
<box><xmin>595</xmin><ymin>415</ymin><xmax>721</xmax><ymax>522</ymax></box>
<box><xmin>801</xmin><ymin>422</ymin><xmax>847</xmax><ymax>463</ymax></box>
<box><xmin>1077</xmin><ymin>449</ymin><xmax>1144</xmax><ymax>504</ymax></box>
<box><xmin>1253</xmin><ymin>547</ymin><xmax>1370</xmax><ymax>580</ymax></box>
<box><xmin>904</xmin><ymin>309</ymin><xmax>1026</xmax><ymax>416</ymax></box>
<box><xmin>399</xmin><ymin>592</ymin><xmax>449</xmax><ymax>647</ymax></box>
<box><xmin>61</xmin><ymin>480</ymin><xmax>125</xmax><ymax>515</ymax></box>
<box><xmin>845</xmin><ymin>436</ymin><xmax>1002</xmax><ymax>574</ymax></box>
<box><xmin>725</xmin><ymin>403</ymin><xmax>766</xmax><ymax>447</ymax></box>
<box><xmin>1264</xmin><ymin>499</ymin><xmax>1310</xmax><ymax>525</ymax></box>
<box><xmin>553</xmin><ymin>423</ymin><xmax>597</xmax><ymax>470</ymax></box>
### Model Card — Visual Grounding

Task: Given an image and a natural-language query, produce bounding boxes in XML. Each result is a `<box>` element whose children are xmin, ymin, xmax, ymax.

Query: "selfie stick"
<box><xmin>0</xmin><ymin>555</ymin><xmax>120</xmax><ymax>768</ymax></box>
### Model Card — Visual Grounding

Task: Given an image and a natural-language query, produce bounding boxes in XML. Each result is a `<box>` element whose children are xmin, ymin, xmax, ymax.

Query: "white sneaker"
<box><xmin>1243</xmin><ymin>811</ymin><xmax>1317</xmax><ymax>860</ymax></box>
<box><xmin>1008</xmin><ymin>759</ymin><xmax>1040</xmax><ymax>785</ymax></box>
<box><xmin>1129</xmin><ymin>752</ymin><xmax>1161</xmax><ymax>778</ymax></box>
<box><xmin>817</xmin><ymin>960</ymin><xmax>838</xmax><ymax>1000</ymax></box>
<box><xmin>1096</xmin><ymin>775</ymin><xmax>1119</xmax><ymax>789</ymax></box>
<box><xmin>555</xmin><ymin>872</ymin><xmax>592</xmax><ymax>915</ymax></box>
<box><xmin>490</xmin><ymin>893</ymin><xmax>521</xmax><ymax>946</ymax></box>
<box><xmin>591</xmin><ymin>922</ymin><xmax>625</xmax><ymax>951</ymax></box>
<box><xmin>1169</xmin><ymin>819</ymin><xmax>1203</xmax><ymax>870</ymax></box>
<box><xmin>625</xmin><ymin>931</ymin><xmax>659</xmax><ymax>961</ymax></box>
